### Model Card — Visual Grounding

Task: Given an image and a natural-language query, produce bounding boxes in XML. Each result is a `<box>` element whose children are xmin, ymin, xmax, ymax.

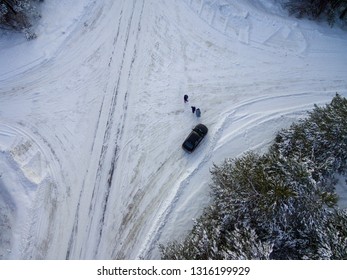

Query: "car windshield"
<box><xmin>184</xmin><ymin>141</ymin><xmax>194</xmax><ymax>149</ymax></box>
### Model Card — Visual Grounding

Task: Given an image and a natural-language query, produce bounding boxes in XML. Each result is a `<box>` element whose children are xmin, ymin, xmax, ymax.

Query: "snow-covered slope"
<box><xmin>0</xmin><ymin>0</ymin><xmax>346</xmax><ymax>259</ymax></box>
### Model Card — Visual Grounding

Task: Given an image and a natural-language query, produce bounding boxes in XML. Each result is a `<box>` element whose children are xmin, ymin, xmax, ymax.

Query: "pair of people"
<box><xmin>191</xmin><ymin>106</ymin><xmax>201</xmax><ymax>117</ymax></box>
<box><xmin>184</xmin><ymin>94</ymin><xmax>201</xmax><ymax>117</ymax></box>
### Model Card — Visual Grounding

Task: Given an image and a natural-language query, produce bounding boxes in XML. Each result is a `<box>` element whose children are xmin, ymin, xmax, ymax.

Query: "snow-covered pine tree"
<box><xmin>316</xmin><ymin>209</ymin><xmax>347</xmax><ymax>259</ymax></box>
<box><xmin>210</xmin><ymin>152</ymin><xmax>336</xmax><ymax>259</ymax></box>
<box><xmin>283</xmin><ymin>0</ymin><xmax>347</xmax><ymax>25</ymax></box>
<box><xmin>272</xmin><ymin>94</ymin><xmax>347</xmax><ymax>185</ymax></box>
<box><xmin>160</xmin><ymin>203</ymin><xmax>273</xmax><ymax>260</ymax></box>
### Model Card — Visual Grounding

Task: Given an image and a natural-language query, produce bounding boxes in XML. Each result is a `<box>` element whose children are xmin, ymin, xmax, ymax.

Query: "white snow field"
<box><xmin>0</xmin><ymin>0</ymin><xmax>346</xmax><ymax>260</ymax></box>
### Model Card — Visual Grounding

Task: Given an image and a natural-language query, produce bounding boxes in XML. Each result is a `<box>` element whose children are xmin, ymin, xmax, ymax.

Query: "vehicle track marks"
<box><xmin>64</xmin><ymin>0</ymin><xmax>145</xmax><ymax>259</ymax></box>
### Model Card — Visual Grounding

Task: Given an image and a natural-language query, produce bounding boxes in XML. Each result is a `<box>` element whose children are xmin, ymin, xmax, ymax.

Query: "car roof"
<box><xmin>188</xmin><ymin>131</ymin><xmax>201</xmax><ymax>141</ymax></box>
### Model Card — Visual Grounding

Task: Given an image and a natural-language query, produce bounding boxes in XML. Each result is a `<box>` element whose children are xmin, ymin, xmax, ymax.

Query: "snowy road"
<box><xmin>1</xmin><ymin>0</ymin><xmax>346</xmax><ymax>259</ymax></box>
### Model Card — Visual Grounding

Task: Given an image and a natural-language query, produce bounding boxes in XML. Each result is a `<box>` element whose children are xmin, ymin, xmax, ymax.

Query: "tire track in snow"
<box><xmin>93</xmin><ymin>1</ymin><xmax>145</xmax><ymax>259</ymax></box>
<box><xmin>66</xmin><ymin>2</ymin><xmax>130</xmax><ymax>259</ymax></box>
<box><xmin>184</xmin><ymin>0</ymin><xmax>308</xmax><ymax>55</ymax></box>
<box><xmin>66</xmin><ymin>0</ymin><xmax>144</xmax><ymax>259</ymax></box>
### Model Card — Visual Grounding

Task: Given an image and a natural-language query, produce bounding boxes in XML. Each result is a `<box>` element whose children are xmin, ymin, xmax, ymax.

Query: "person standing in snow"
<box><xmin>191</xmin><ymin>106</ymin><xmax>196</xmax><ymax>113</ymax></box>
<box><xmin>184</xmin><ymin>94</ymin><xmax>189</xmax><ymax>103</ymax></box>
<box><xmin>196</xmin><ymin>108</ymin><xmax>201</xmax><ymax>117</ymax></box>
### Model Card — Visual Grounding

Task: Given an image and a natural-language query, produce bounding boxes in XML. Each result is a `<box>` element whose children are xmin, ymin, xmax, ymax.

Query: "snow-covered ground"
<box><xmin>0</xmin><ymin>0</ymin><xmax>346</xmax><ymax>260</ymax></box>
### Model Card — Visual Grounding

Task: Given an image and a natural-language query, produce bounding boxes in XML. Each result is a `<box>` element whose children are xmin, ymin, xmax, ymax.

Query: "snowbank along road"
<box><xmin>0</xmin><ymin>0</ymin><xmax>346</xmax><ymax>259</ymax></box>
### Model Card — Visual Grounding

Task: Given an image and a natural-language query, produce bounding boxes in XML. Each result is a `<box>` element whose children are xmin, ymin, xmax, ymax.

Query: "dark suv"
<box><xmin>182</xmin><ymin>124</ymin><xmax>208</xmax><ymax>153</ymax></box>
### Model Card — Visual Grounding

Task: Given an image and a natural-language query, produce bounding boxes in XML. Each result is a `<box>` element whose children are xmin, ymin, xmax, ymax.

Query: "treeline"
<box><xmin>283</xmin><ymin>0</ymin><xmax>347</xmax><ymax>26</ymax></box>
<box><xmin>0</xmin><ymin>0</ymin><xmax>43</xmax><ymax>39</ymax></box>
<box><xmin>160</xmin><ymin>94</ymin><xmax>347</xmax><ymax>260</ymax></box>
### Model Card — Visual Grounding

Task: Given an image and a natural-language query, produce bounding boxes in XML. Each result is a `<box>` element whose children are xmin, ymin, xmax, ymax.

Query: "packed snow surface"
<box><xmin>0</xmin><ymin>0</ymin><xmax>346</xmax><ymax>259</ymax></box>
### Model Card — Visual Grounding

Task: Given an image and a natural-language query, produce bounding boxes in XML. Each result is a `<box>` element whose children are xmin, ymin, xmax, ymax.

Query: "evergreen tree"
<box><xmin>317</xmin><ymin>209</ymin><xmax>347</xmax><ymax>259</ymax></box>
<box><xmin>272</xmin><ymin>93</ymin><xmax>347</xmax><ymax>181</ymax></box>
<box><xmin>283</xmin><ymin>0</ymin><xmax>347</xmax><ymax>25</ymax></box>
